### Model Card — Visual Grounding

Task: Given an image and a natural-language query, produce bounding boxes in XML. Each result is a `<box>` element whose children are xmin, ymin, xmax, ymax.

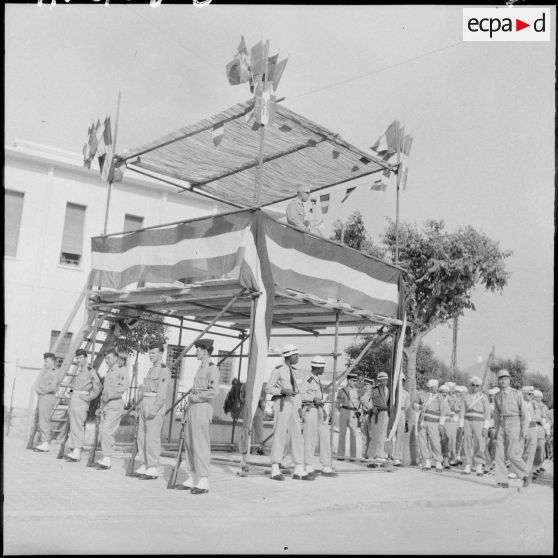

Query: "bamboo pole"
<box><xmin>167</xmin><ymin>317</ymin><xmax>184</xmax><ymax>442</ymax></box>
<box><xmin>395</xmin><ymin>120</ymin><xmax>401</xmax><ymax>265</ymax></box>
<box><xmin>329</xmin><ymin>310</ymin><xmax>341</xmax><ymax>467</ymax></box>
<box><xmin>254</xmin><ymin>40</ymin><xmax>270</xmax><ymax>205</ymax></box>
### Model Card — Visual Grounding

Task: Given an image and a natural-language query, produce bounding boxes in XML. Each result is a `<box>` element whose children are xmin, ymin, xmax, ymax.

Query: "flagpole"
<box><xmin>254</xmin><ymin>41</ymin><xmax>269</xmax><ymax>205</ymax></box>
<box><xmin>103</xmin><ymin>90</ymin><xmax>122</xmax><ymax>235</ymax></box>
<box><xmin>395</xmin><ymin>120</ymin><xmax>401</xmax><ymax>265</ymax></box>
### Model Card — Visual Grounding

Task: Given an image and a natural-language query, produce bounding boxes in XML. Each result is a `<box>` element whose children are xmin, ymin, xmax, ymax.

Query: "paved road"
<box><xmin>3</xmin><ymin>436</ymin><xmax>553</xmax><ymax>555</ymax></box>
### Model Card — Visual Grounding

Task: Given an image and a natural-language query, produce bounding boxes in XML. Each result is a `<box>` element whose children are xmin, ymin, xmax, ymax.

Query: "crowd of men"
<box><xmin>30</xmin><ymin>341</ymin><xmax>552</xmax><ymax>493</ymax></box>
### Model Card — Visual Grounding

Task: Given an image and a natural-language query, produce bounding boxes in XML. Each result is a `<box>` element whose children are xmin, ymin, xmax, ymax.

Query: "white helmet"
<box><xmin>282</xmin><ymin>344</ymin><xmax>299</xmax><ymax>357</ymax></box>
<box><xmin>310</xmin><ymin>355</ymin><xmax>326</xmax><ymax>368</ymax></box>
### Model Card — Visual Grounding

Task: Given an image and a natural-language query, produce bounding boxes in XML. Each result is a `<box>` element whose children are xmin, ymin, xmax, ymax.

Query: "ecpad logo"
<box><xmin>463</xmin><ymin>8</ymin><xmax>550</xmax><ymax>41</ymax></box>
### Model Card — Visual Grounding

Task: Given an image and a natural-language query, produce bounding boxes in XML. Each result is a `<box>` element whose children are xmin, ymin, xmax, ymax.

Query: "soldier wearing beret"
<box><xmin>33</xmin><ymin>352</ymin><xmax>64</xmax><ymax>452</ymax></box>
<box><xmin>176</xmin><ymin>338</ymin><xmax>219</xmax><ymax>494</ymax></box>
<box><xmin>300</xmin><ymin>355</ymin><xmax>337</xmax><ymax>477</ymax></box>
<box><xmin>66</xmin><ymin>349</ymin><xmax>102</xmax><ymax>462</ymax></box>
<box><xmin>389</xmin><ymin>373</ymin><xmax>411</xmax><ymax>466</ymax></box>
<box><xmin>336</xmin><ymin>372</ymin><xmax>360</xmax><ymax>461</ymax></box>
<box><xmin>265</xmin><ymin>344</ymin><xmax>314</xmax><ymax>481</ymax></box>
<box><xmin>493</xmin><ymin>369</ymin><xmax>530</xmax><ymax>488</ymax></box>
<box><xmin>130</xmin><ymin>341</ymin><xmax>170</xmax><ymax>480</ymax></box>
<box><xmin>94</xmin><ymin>347</ymin><xmax>130</xmax><ymax>470</ymax></box>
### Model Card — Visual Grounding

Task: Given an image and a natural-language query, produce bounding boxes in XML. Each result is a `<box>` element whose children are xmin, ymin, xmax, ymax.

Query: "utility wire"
<box><xmin>127</xmin><ymin>6</ymin><xmax>221</xmax><ymax>71</ymax></box>
<box><xmin>290</xmin><ymin>40</ymin><xmax>465</xmax><ymax>101</ymax></box>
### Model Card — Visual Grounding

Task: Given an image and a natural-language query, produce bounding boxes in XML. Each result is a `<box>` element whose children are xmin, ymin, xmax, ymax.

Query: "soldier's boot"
<box><xmin>462</xmin><ymin>464</ymin><xmax>471</xmax><ymax>475</ymax></box>
<box><xmin>35</xmin><ymin>441</ymin><xmax>50</xmax><ymax>452</ymax></box>
<box><xmin>475</xmin><ymin>464</ymin><xmax>484</xmax><ymax>476</ymax></box>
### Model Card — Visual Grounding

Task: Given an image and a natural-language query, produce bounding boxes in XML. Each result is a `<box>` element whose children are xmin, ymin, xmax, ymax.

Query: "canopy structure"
<box><xmin>89</xmin><ymin>208</ymin><xmax>406</xmax><ymax>459</ymax></box>
<box><xmin>116</xmin><ymin>99</ymin><xmax>392</xmax><ymax>208</ymax></box>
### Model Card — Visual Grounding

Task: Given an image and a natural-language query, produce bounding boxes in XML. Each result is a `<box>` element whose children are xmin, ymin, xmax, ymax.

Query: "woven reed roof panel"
<box><xmin>119</xmin><ymin>100</ymin><xmax>388</xmax><ymax>207</ymax></box>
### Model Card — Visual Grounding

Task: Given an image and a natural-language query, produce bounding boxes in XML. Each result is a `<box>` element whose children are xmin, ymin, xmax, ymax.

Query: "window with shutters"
<box><xmin>166</xmin><ymin>344</ymin><xmax>185</xmax><ymax>380</ymax></box>
<box><xmin>5</xmin><ymin>190</ymin><xmax>24</xmax><ymax>257</ymax></box>
<box><xmin>218</xmin><ymin>350</ymin><xmax>233</xmax><ymax>384</ymax></box>
<box><xmin>50</xmin><ymin>330</ymin><xmax>73</xmax><ymax>364</ymax></box>
<box><xmin>123</xmin><ymin>214</ymin><xmax>144</xmax><ymax>232</ymax></box>
<box><xmin>60</xmin><ymin>202</ymin><xmax>86</xmax><ymax>266</ymax></box>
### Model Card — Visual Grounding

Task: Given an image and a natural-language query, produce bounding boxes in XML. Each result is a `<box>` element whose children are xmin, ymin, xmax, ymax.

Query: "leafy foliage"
<box><xmin>112</xmin><ymin>312</ymin><xmax>168</xmax><ymax>355</ymax></box>
<box><xmin>331</xmin><ymin>211</ymin><xmax>385</xmax><ymax>258</ymax></box>
<box><xmin>344</xmin><ymin>337</ymin><xmax>393</xmax><ymax>379</ymax></box>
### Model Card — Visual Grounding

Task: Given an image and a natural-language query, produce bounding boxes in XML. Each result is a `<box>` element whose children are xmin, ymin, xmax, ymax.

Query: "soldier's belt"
<box><xmin>423</xmin><ymin>414</ymin><xmax>440</xmax><ymax>423</ymax></box>
<box><xmin>143</xmin><ymin>392</ymin><xmax>157</xmax><ymax>397</ymax></box>
<box><xmin>464</xmin><ymin>415</ymin><xmax>485</xmax><ymax>422</ymax></box>
<box><xmin>341</xmin><ymin>405</ymin><xmax>358</xmax><ymax>411</ymax></box>
<box><xmin>501</xmin><ymin>415</ymin><xmax>520</xmax><ymax>420</ymax></box>
<box><xmin>529</xmin><ymin>421</ymin><xmax>537</xmax><ymax>428</ymax></box>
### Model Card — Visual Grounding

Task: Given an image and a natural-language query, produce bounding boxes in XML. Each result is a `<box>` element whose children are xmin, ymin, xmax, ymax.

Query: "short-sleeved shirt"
<box><xmin>141</xmin><ymin>361</ymin><xmax>170</xmax><ymax>413</ymax></box>
<box><xmin>102</xmin><ymin>364</ymin><xmax>129</xmax><ymax>402</ymax></box>
<box><xmin>35</xmin><ymin>365</ymin><xmax>61</xmax><ymax>396</ymax></box>
<box><xmin>72</xmin><ymin>365</ymin><xmax>102</xmax><ymax>402</ymax></box>
<box><xmin>189</xmin><ymin>361</ymin><xmax>220</xmax><ymax>405</ymax></box>
<box><xmin>299</xmin><ymin>372</ymin><xmax>324</xmax><ymax>403</ymax></box>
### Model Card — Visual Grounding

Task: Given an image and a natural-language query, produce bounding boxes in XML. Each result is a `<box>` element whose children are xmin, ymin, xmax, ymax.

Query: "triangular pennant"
<box><xmin>271</xmin><ymin>57</ymin><xmax>288</xmax><ymax>91</ymax></box>
<box><xmin>341</xmin><ymin>187</ymin><xmax>356</xmax><ymax>203</ymax></box>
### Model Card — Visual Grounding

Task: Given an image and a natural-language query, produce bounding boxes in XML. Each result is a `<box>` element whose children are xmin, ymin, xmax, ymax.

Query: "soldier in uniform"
<box><xmin>521</xmin><ymin>386</ymin><xmax>539</xmax><ymax>478</ymax></box>
<box><xmin>94</xmin><ymin>348</ymin><xmax>130</xmax><ymax>470</ymax></box>
<box><xmin>286</xmin><ymin>184</ymin><xmax>312</xmax><ymax>232</ymax></box>
<box><xmin>532</xmin><ymin>390</ymin><xmax>549</xmax><ymax>477</ymax></box>
<box><xmin>484</xmin><ymin>387</ymin><xmax>500</xmax><ymax>470</ymax></box>
<box><xmin>453</xmin><ymin>385</ymin><xmax>469</xmax><ymax>464</ymax></box>
<box><xmin>336</xmin><ymin>372</ymin><xmax>360</xmax><ymax>461</ymax></box>
<box><xmin>459</xmin><ymin>376</ymin><xmax>490</xmax><ymax>476</ymax></box>
<box><xmin>359</xmin><ymin>377</ymin><xmax>374</xmax><ymax>460</ymax></box>
<box><xmin>129</xmin><ymin>341</ymin><xmax>170</xmax><ymax>480</ymax></box>
<box><xmin>444</xmin><ymin>382</ymin><xmax>460</xmax><ymax>467</ymax></box>
<box><xmin>300</xmin><ymin>355</ymin><xmax>337</xmax><ymax>477</ymax></box>
<box><xmin>493</xmin><ymin>369</ymin><xmax>531</xmax><ymax>488</ymax></box>
<box><xmin>389</xmin><ymin>373</ymin><xmax>410</xmax><ymax>467</ymax></box>
<box><xmin>175</xmin><ymin>339</ymin><xmax>220</xmax><ymax>494</ymax></box>
<box><xmin>368</xmin><ymin>371</ymin><xmax>390</xmax><ymax>462</ymax></box>
<box><xmin>414</xmin><ymin>378</ymin><xmax>448</xmax><ymax>472</ymax></box>
<box><xmin>33</xmin><ymin>352</ymin><xmax>64</xmax><ymax>452</ymax></box>
<box><xmin>438</xmin><ymin>384</ymin><xmax>452</xmax><ymax>468</ymax></box>
<box><xmin>66</xmin><ymin>349</ymin><xmax>102</xmax><ymax>462</ymax></box>
<box><xmin>265</xmin><ymin>344</ymin><xmax>314</xmax><ymax>481</ymax></box>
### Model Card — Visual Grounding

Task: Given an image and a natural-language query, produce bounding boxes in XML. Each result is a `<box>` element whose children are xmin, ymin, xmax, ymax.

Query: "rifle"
<box><xmin>166</xmin><ymin>389</ymin><xmax>192</xmax><ymax>489</ymax></box>
<box><xmin>26</xmin><ymin>407</ymin><xmax>39</xmax><ymax>450</ymax></box>
<box><xmin>57</xmin><ymin>421</ymin><xmax>71</xmax><ymax>459</ymax></box>
<box><xmin>87</xmin><ymin>407</ymin><xmax>102</xmax><ymax>467</ymax></box>
<box><xmin>124</xmin><ymin>396</ymin><xmax>144</xmax><ymax>477</ymax></box>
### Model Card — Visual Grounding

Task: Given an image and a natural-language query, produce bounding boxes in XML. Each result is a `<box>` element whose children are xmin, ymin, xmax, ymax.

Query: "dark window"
<box><xmin>60</xmin><ymin>203</ymin><xmax>86</xmax><ymax>266</ymax></box>
<box><xmin>166</xmin><ymin>344</ymin><xmax>185</xmax><ymax>380</ymax></box>
<box><xmin>5</xmin><ymin>190</ymin><xmax>24</xmax><ymax>257</ymax></box>
<box><xmin>218</xmin><ymin>350</ymin><xmax>233</xmax><ymax>384</ymax></box>
<box><xmin>123</xmin><ymin>214</ymin><xmax>144</xmax><ymax>232</ymax></box>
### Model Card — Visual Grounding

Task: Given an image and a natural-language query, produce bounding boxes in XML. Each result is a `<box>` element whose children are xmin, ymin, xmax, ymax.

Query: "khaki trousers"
<box><xmin>391</xmin><ymin>413</ymin><xmax>406</xmax><ymax>461</ymax></box>
<box><xmin>68</xmin><ymin>394</ymin><xmax>90</xmax><ymax>449</ymax></box>
<box><xmin>495</xmin><ymin>418</ymin><xmax>528</xmax><ymax>483</ymax></box>
<box><xmin>533</xmin><ymin>426</ymin><xmax>546</xmax><ymax>467</ymax></box>
<box><xmin>418</xmin><ymin>420</ymin><xmax>443</xmax><ymax>463</ymax></box>
<box><xmin>463</xmin><ymin>419</ymin><xmax>485</xmax><ymax>466</ymax></box>
<box><xmin>522</xmin><ymin>426</ymin><xmax>538</xmax><ymax>474</ymax></box>
<box><xmin>338</xmin><ymin>408</ymin><xmax>357</xmax><ymax>458</ymax></box>
<box><xmin>442</xmin><ymin>421</ymin><xmax>458</xmax><ymax>461</ymax></box>
<box><xmin>137</xmin><ymin>398</ymin><xmax>164</xmax><ymax>469</ymax></box>
<box><xmin>185</xmin><ymin>402</ymin><xmax>213</xmax><ymax>477</ymax></box>
<box><xmin>270</xmin><ymin>398</ymin><xmax>304</xmax><ymax>465</ymax></box>
<box><xmin>303</xmin><ymin>406</ymin><xmax>331</xmax><ymax>468</ymax></box>
<box><xmin>360</xmin><ymin>415</ymin><xmax>372</xmax><ymax>458</ymax></box>
<box><xmin>37</xmin><ymin>393</ymin><xmax>57</xmax><ymax>442</ymax></box>
<box><xmin>368</xmin><ymin>410</ymin><xmax>389</xmax><ymax>459</ymax></box>
<box><xmin>100</xmin><ymin>398</ymin><xmax>124</xmax><ymax>458</ymax></box>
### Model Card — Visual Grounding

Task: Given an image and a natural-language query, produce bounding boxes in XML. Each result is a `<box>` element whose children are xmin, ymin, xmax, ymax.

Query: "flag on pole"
<box><xmin>212</xmin><ymin>122</ymin><xmax>224</xmax><ymax>146</ymax></box>
<box><xmin>265</xmin><ymin>53</ymin><xmax>278</xmax><ymax>82</ymax></box>
<box><xmin>341</xmin><ymin>186</ymin><xmax>356</xmax><ymax>203</ymax></box>
<box><xmin>401</xmin><ymin>166</ymin><xmax>409</xmax><ymax>190</ymax></box>
<box><xmin>103</xmin><ymin>116</ymin><xmax>112</xmax><ymax>148</ymax></box>
<box><xmin>370</xmin><ymin>120</ymin><xmax>399</xmax><ymax>160</ymax></box>
<box><xmin>319</xmin><ymin>193</ymin><xmax>330</xmax><ymax>214</ymax></box>
<box><xmin>270</xmin><ymin>57</ymin><xmax>288</xmax><ymax>91</ymax></box>
<box><xmin>401</xmin><ymin>134</ymin><xmax>413</xmax><ymax>156</ymax></box>
<box><xmin>226</xmin><ymin>35</ymin><xmax>252</xmax><ymax>86</ymax></box>
<box><xmin>250</xmin><ymin>41</ymin><xmax>266</xmax><ymax>76</ymax></box>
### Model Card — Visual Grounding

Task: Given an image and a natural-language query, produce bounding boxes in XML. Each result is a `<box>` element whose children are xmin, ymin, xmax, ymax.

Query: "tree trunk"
<box><xmin>405</xmin><ymin>334</ymin><xmax>423</xmax><ymax>466</ymax></box>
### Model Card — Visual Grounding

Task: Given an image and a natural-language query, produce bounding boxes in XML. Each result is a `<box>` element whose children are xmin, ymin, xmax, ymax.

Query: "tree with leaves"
<box><xmin>332</xmin><ymin>214</ymin><xmax>511</xmax><ymax>402</ymax></box>
<box><xmin>524</xmin><ymin>371</ymin><xmax>553</xmax><ymax>408</ymax></box>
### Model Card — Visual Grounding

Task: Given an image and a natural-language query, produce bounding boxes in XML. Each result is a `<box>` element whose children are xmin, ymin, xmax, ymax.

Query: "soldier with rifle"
<box><xmin>175</xmin><ymin>338</ymin><xmax>219</xmax><ymax>494</ymax></box>
<box><xmin>129</xmin><ymin>341</ymin><xmax>170</xmax><ymax>480</ymax></box>
<box><xmin>32</xmin><ymin>352</ymin><xmax>65</xmax><ymax>452</ymax></box>
<box><xmin>94</xmin><ymin>348</ymin><xmax>129</xmax><ymax>470</ymax></box>
<box><xmin>66</xmin><ymin>349</ymin><xmax>102</xmax><ymax>462</ymax></box>
<box><xmin>300</xmin><ymin>356</ymin><xmax>337</xmax><ymax>477</ymax></box>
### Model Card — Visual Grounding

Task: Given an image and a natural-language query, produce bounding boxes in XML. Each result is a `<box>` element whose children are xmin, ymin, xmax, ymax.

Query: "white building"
<box><xmin>4</xmin><ymin>139</ymin><xmax>252</xmax><ymax>427</ymax></box>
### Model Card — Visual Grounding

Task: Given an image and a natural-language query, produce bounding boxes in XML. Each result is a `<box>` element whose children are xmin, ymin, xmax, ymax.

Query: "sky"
<box><xmin>5</xmin><ymin>3</ymin><xmax>555</xmax><ymax>378</ymax></box>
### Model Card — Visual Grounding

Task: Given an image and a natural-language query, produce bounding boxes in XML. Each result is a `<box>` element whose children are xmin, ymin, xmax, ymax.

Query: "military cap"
<box><xmin>533</xmin><ymin>390</ymin><xmax>543</xmax><ymax>398</ymax></box>
<box><xmin>75</xmin><ymin>349</ymin><xmax>88</xmax><ymax>358</ymax></box>
<box><xmin>282</xmin><ymin>344</ymin><xmax>299</xmax><ymax>357</ymax></box>
<box><xmin>310</xmin><ymin>355</ymin><xmax>326</xmax><ymax>368</ymax></box>
<box><xmin>194</xmin><ymin>339</ymin><xmax>214</xmax><ymax>352</ymax></box>
<box><xmin>347</xmin><ymin>372</ymin><xmax>358</xmax><ymax>380</ymax></box>
<box><xmin>521</xmin><ymin>385</ymin><xmax>534</xmax><ymax>393</ymax></box>
<box><xmin>363</xmin><ymin>377</ymin><xmax>374</xmax><ymax>385</ymax></box>
<box><xmin>148</xmin><ymin>340</ymin><xmax>165</xmax><ymax>351</ymax></box>
<box><xmin>456</xmin><ymin>385</ymin><xmax>468</xmax><ymax>393</ymax></box>
<box><xmin>469</xmin><ymin>376</ymin><xmax>482</xmax><ymax>385</ymax></box>
<box><xmin>427</xmin><ymin>378</ymin><xmax>439</xmax><ymax>388</ymax></box>
<box><xmin>446</xmin><ymin>381</ymin><xmax>456</xmax><ymax>390</ymax></box>
<box><xmin>377</xmin><ymin>371</ymin><xmax>389</xmax><ymax>381</ymax></box>
<box><xmin>497</xmin><ymin>369</ymin><xmax>510</xmax><ymax>379</ymax></box>
<box><xmin>439</xmin><ymin>384</ymin><xmax>450</xmax><ymax>393</ymax></box>
<box><xmin>43</xmin><ymin>352</ymin><xmax>55</xmax><ymax>360</ymax></box>
<box><xmin>297</xmin><ymin>184</ymin><xmax>310</xmax><ymax>194</ymax></box>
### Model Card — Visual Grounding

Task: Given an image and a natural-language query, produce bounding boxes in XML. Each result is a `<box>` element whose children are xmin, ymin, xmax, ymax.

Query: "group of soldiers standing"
<box><xmin>30</xmin><ymin>340</ymin><xmax>552</xmax><ymax>492</ymax></box>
